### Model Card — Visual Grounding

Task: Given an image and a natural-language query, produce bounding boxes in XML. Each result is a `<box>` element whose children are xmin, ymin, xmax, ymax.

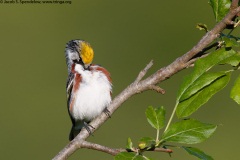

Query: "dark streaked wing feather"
<box><xmin>66</xmin><ymin>72</ymin><xmax>75</xmax><ymax>126</ymax></box>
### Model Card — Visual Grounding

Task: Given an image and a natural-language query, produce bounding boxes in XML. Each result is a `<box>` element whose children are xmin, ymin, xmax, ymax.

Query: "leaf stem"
<box><xmin>156</xmin><ymin>129</ymin><xmax>159</xmax><ymax>142</ymax></box>
<box><xmin>227</xmin><ymin>28</ymin><xmax>234</xmax><ymax>36</ymax></box>
<box><xmin>164</xmin><ymin>103</ymin><xmax>178</xmax><ymax>132</ymax></box>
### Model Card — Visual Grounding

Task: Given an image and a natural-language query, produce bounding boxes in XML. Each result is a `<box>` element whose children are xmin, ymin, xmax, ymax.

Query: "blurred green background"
<box><xmin>0</xmin><ymin>0</ymin><xmax>239</xmax><ymax>159</ymax></box>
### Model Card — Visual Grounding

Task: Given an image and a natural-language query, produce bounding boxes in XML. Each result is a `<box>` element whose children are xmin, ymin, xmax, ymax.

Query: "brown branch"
<box><xmin>53</xmin><ymin>2</ymin><xmax>240</xmax><ymax>160</ymax></box>
<box><xmin>81</xmin><ymin>141</ymin><xmax>172</xmax><ymax>156</ymax></box>
<box><xmin>148</xmin><ymin>85</ymin><xmax>165</xmax><ymax>94</ymax></box>
<box><xmin>231</xmin><ymin>0</ymin><xmax>239</xmax><ymax>10</ymax></box>
<box><xmin>191</xmin><ymin>41</ymin><xmax>220</xmax><ymax>60</ymax></box>
<box><xmin>154</xmin><ymin>148</ymin><xmax>173</xmax><ymax>153</ymax></box>
<box><xmin>134</xmin><ymin>60</ymin><xmax>154</xmax><ymax>83</ymax></box>
<box><xmin>81</xmin><ymin>141</ymin><xmax>123</xmax><ymax>156</ymax></box>
<box><xmin>186</xmin><ymin>53</ymin><xmax>209</xmax><ymax>68</ymax></box>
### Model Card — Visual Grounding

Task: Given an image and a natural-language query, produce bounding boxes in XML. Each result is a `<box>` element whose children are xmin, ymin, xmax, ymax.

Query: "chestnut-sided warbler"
<box><xmin>65</xmin><ymin>40</ymin><xmax>112</xmax><ymax>141</ymax></box>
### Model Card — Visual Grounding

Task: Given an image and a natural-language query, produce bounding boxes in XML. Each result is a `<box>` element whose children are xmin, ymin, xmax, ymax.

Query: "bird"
<box><xmin>65</xmin><ymin>39</ymin><xmax>112</xmax><ymax>141</ymax></box>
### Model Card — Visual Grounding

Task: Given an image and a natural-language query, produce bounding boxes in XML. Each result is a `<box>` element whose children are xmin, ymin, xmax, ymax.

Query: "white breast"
<box><xmin>72</xmin><ymin>64</ymin><xmax>112</xmax><ymax>122</ymax></box>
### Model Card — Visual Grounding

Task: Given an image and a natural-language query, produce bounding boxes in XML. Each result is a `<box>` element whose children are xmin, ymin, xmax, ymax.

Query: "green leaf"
<box><xmin>209</xmin><ymin>0</ymin><xmax>231</xmax><ymax>22</ymax></box>
<box><xmin>196</xmin><ymin>23</ymin><xmax>208</xmax><ymax>32</ymax></box>
<box><xmin>223</xmin><ymin>37</ymin><xmax>240</xmax><ymax>48</ymax></box>
<box><xmin>230</xmin><ymin>75</ymin><xmax>240</xmax><ymax>105</ymax></box>
<box><xmin>182</xmin><ymin>146</ymin><xmax>214</xmax><ymax>160</ymax></box>
<box><xmin>220</xmin><ymin>52</ymin><xmax>240</xmax><ymax>66</ymax></box>
<box><xmin>114</xmin><ymin>152</ymin><xmax>145</xmax><ymax>160</ymax></box>
<box><xmin>126</xmin><ymin>137</ymin><xmax>133</xmax><ymax>151</ymax></box>
<box><xmin>138</xmin><ymin>137</ymin><xmax>155</xmax><ymax>150</ymax></box>
<box><xmin>177</xmin><ymin>48</ymin><xmax>235</xmax><ymax>102</ymax></box>
<box><xmin>176</xmin><ymin>48</ymin><xmax>235</xmax><ymax>118</ymax></box>
<box><xmin>177</xmin><ymin>72</ymin><xmax>231</xmax><ymax>118</ymax></box>
<box><xmin>161</xmin><ymin>119</ymin><xmax>217</xmax><ymax>144</ymax></box>
<box><xmin>180</xmin><ymin>71</ymin><xmax>226</xmax><ymax>102</ymax></box>
<box><xmin>145</xmin><ymin>106</ymin><xmax>165</xmax><ymax>130</ymax></box>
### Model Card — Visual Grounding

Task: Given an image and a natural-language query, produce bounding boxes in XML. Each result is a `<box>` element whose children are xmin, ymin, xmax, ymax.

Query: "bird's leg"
<box><xmin>103</xmin><ymin>108</ymin><xmax>111</xmax><ymax>118</ymax></box>
<box><xmin>83</xmin><ymin>121</ymin><xmax>95</xmax><ymax>136</ymax></box>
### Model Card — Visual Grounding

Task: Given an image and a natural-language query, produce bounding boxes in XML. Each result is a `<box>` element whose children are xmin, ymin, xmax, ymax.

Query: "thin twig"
<box><xmin>81</xmin><ymin>141</ymin><xmax>123</xmax><ymax>156</ymax></box>
<box><xmin>81</xmin><ymin>141</ymin><xmax>173</xmax><ymax>155</ymax></box>
<box><xmin>186</xmin><ymin>53</ymin><xmax>210</xmax><ymax>68</ymax></box>
<box><xmin>148</xmin><ymin>85</ymin><xmax>165</xmax><ymax>94</ymax></box>
<box><xmin>134</xmin><ymin>60</ymin><xmax>154</xmax><ymax>83</ymax></box>
<box><xmin>153</xmin><ymin>148</ymin><xmax>173</xmax><ymax>153</ymax></box>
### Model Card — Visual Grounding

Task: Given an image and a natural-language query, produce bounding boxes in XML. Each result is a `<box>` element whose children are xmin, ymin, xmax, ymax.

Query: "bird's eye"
<box><xmin>73</xmin><ymin>59</ymin><xmax>81</xmax><ymax>63</ymax></box>
<box><xmin>73</xmin><ymin>59</ymin><xmax>78</xmax><ymax>63</ymax></box>
<box><xmin>73</xmin><ymin>59</ymin><xmax>83</xmax><ymax>65</ymax></box>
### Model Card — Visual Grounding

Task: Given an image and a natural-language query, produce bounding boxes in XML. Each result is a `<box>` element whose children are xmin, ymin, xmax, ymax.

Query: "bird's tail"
<box><xmin>69</xmin><ymin>125</ymin><xmax>81</xmax><ymax>141</ymax></box>
<box><xmin>69</xmin><ymin>121</ymin><xmax>85</xmax><ymax>141</ymax></box>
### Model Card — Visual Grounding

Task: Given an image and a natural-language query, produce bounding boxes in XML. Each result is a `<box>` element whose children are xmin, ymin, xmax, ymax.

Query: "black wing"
<box><xmin>66</xmin><ymin>72</ymin><xmax>75</xmax><ymax>125</ymax></box>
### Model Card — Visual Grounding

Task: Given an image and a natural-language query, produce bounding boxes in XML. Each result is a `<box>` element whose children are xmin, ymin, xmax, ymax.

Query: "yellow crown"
<box><xmin>80</xmin><ymin>42</ymin><xmax>94</xmax><ymax>65</ymax></box>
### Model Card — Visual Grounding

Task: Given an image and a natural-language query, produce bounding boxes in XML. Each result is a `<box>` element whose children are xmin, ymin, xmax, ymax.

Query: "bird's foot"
<box><xmin>83</xmin><ymin>122</ymin><xmax>95</xmax><ymax>136</ymax></box>
<box><xmin>103</xmin><ymin>108</ymin><xmax>111</xmax><ymax>118</ymax></box>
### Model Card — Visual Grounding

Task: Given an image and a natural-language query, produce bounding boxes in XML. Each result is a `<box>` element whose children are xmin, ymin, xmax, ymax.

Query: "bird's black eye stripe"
<box><xmin>73</xmin><ymin>58</ymin><xmax>84</xmax><ymax>66</ymax></box>
<box><xmin>73</xmin><ymin>59</ymin><xmax>81</xmax><ymax>64</ymax></box>
<box><xmin>73</xmin><ymin>59</ymin><xmax>78</xmax><ymax>63</ymax></box>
